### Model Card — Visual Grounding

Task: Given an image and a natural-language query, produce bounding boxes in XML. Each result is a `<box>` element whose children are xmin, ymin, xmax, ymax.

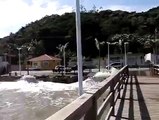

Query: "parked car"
<box><xmin>28</xmin><ymin>67</ymin><xmax>41</xmax><ymax>71</ymax></box>
<box><xmin>71</xmin><ymin>65</ymin><xmax>87</xmax><ymax>71</ymax></box>
<box><xmin>53</xmin><ymin>65</ymin><xmax>72</xmax><ymax>72</ymax></box>
<box><xmin>106</xmin><ymin>62</ymin><xmax>123</xmax><ymax>69</ymax></box>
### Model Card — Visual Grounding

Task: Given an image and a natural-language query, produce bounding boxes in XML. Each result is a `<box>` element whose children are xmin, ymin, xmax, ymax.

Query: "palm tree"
<box><xmin>144</xmin><ymin>35</ymin><xmax>159</xmax><ymax>64</ymax></box>
<box><xmin>94</xmin><ymin>38</ymin><xmax>105</xmax><ymax>71</ymax></box>
<box><xmin>63</xmin><ymin>42</ymin><xmax>69</xmax><ymax>74</ymax></box>
<box><xmin>21</xmin><ymin>42</ymin><xmax>34</xmax><ymax>75</ymax></box>
<box><xmin>56</xmin><ymin>42</ymin><xmax>69</xmax><ymax>75</ymax></box>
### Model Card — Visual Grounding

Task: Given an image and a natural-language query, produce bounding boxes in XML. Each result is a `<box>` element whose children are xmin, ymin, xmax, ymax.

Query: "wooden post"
<box><xmin>118</xmin><ymin>75</ymin><xmax>121</xmax><ymax>99</ymax></box>
<box><xmin>84</xmin><ymin>96</ymin><xmax>97</xmax><ymax>120</ymax></box>
<box><xmin>121</xmin><ymin>73</ymin><xmax>124</xmax><ymax>89</ymax></box>
<box><xmin>110</xmin><ymin>78</ymin><xmax>115</xmax><ymax>116</ymax></box>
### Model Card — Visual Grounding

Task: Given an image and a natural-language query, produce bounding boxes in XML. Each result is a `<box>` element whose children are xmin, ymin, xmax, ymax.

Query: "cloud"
<box><xmin>0</xmin><ymin>0</ymin><xmax>73</xmax><ymax>38</ymax></box>
<box><xmin>22</xmin><ymin>0</ymin><xmax>33</xmax><ymax>6</ymax></box>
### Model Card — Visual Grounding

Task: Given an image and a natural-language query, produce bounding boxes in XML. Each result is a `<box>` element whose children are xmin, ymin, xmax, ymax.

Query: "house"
<box><xmin>28</xmin><ymin>54</ymin><xmax>61</xmax><ymax>70</ymax></box>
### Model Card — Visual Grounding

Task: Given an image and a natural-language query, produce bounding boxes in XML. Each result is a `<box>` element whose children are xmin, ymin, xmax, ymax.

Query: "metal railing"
<box><xmin>46</xmin><ymin>66</ymin><xmax>129</xmax><ymax>120</ymax></box>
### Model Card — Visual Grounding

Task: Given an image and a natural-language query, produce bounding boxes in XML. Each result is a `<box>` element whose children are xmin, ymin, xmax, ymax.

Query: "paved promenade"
<box><xmin>110</xmin><ymin>75</ymin><xmax>159</xmax><ymax>120</ymax></box>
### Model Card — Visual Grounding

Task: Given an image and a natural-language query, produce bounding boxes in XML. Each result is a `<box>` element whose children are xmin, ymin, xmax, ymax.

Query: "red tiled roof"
<box><xmin>29</xmin><ymin>54</ymin><xmax>61</xmax><ymax>62</ymax></box>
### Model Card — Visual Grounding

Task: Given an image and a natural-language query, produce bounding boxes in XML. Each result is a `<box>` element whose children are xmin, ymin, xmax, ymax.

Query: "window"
<box><xmin>34</xmin><ymin>63</ymin><xmax>38</xmax><ymax>66</ymax></box>
<box><xmin>33</xmin><ymin>63</ymin><xmax>38</xmax><ymax>67</ymax></box>
<box><xmin>43</xmin><ymin>61</ymin><xmax>49</xmax><ymax>67</ymax></box>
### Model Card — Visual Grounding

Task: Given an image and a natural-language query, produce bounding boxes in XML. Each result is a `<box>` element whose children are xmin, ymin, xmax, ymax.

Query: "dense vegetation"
<box><xmin>1</xmin><ymin>6</ymin><xmax>159</xmax><ymax>62</ymax></box>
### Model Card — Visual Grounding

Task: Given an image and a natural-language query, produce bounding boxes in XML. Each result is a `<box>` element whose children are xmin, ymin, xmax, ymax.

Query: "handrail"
<box><xmin>46</xmin><ymin>66</ymin><xmax>129</xmax><ymax>120</ymax></box>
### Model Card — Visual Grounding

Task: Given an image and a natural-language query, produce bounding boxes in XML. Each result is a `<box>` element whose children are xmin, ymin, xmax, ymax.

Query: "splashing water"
<box><xmin>0</xmin><ymin>77</ymin><xmax>100</xmax><ymax>120</ymax></box>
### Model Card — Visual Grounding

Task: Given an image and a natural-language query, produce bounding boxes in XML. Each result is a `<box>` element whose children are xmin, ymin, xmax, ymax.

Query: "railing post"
<box><xmin>124</xmin><ymin>66</ymin><xmax>129</xmax><ymax>82</ymax></box>
<box><xmin>126</xmin><ymin>66</ymin><xmax>129</xmax><ymax>79</ymax></box>
<box><xmin>118</xmin><ymin>74</ymin><xmax>121</xmax><ymax>99</ymax></box>
<box><xmin>119</xmin><ymin>67</ymin><xmax>129</xmax><ymax>102</ymax></box>
<box><xmin>84</xmin><ymin>96</ymin><xmax>97</xmax><ymax>120</ymax></box>
<box><xmin>125</xmin><ymin>66</ymin><xmax>129</xmax><ymax>83</ymax></box>
<box><xmin>150</xmin><ymin>64</ymin><xmax>154</xmax><ymax>76</ymax></box>
<box><xmin>121</xmin><ymin>73</ymin><xmax>125</xmax><ymax>89</ymax></box>
<box><xmin>110</xmin><ymin>78</ymin><xmax>115</xmax><ymax>116</ymax></box>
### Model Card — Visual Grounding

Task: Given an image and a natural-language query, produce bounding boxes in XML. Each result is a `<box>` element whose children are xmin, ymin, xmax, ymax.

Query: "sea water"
<box><xmin>0</xmin><ymin>78</ymin><xmax>100</xmax><ymax>120</ymax></box>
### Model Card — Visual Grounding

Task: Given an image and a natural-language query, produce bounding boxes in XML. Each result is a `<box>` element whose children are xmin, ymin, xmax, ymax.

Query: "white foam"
<box><xmin>0</xmin><ymin>78</ymin><xmax>101</xmax><ymax>120</ymax></box>
<box><xmin>0</xmin><ymin>81</ymin><xmax>77</xmax><ymax>93</ymax></box>
<box><xmin>0</xmin><ymin>78</ymin><xmax>100</xmax><ymax>93</ymax></box>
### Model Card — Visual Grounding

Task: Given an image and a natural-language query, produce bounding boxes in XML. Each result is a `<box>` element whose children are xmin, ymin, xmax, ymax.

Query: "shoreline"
<box><xmin>0</xmin><ymin>76</ymin><xmax>20</xmax><ymax>82</ymax></box>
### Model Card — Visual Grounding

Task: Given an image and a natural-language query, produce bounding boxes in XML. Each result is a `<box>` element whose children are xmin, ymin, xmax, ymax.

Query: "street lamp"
<box><xmin>17</xmin><ymin>47</ymin><xmax>22</xmax><ymax>76</ymax></box>
<box><xmin>154</xmin><ymin>28</ymin><xmax>158</xmax><ymax>64</ymax></box>
<box><xmin>106</xmin><ymin>42</ymin><xmax>118</xmax><ymax>69</ymax></box>
<box><xmin>124</xmin><ymin>42</ymin><xmax>129</xmax><ymax>66</ymax></box>
<box><xmin>76</xmin><ymin>0</ymin><xmax>83</xmax><ymax>95</ymax></box>
<box><xmin>4</xmin><ymin>53</ymin><xmax>7</xmax><ymax>62</ymax></box>
<box><xmin>95</xmin><ymin>38</ymin><xmax>101</xmax><ymax>71</ymax></box>
<box><xmin>107</xmin><ymin>42</ymin><xmax>110</xmax><ymax>70</ymax></box>
<box><xmin>26</xmin><ymin>46</ymin><xmax>31</xmax><ymax>75</ymax></box>
<box><xmin>63</xmin><ymin>42</ymin><xmax>69</xmax><ymax>75</ymax></box>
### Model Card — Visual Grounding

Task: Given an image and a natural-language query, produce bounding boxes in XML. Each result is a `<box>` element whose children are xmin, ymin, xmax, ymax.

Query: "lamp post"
<box><xmin>63</xmin><ymin>47</ymin><xmax>66</xmax><ymax>75</ymax></box>
<box><xmin>106</xmin><ymin>42</ymin><xmax>119</xmax><ymax>69</ymax></box>
<box><xmin>17</xmin><ymin>47</ymin><xmax>22</xmax><ymax>76</ymax></box>
<box><xmin>76</xmin><ymin>0</ymin><xmax>83</xmax><ymax>95</ymax></box>
<box><xmin>107</xmin><ymin>42</ymin><xmax>110</xmax><ymax>70</ymax></box>
<box><xmin>124</xmin><ymin>42</ymin><xmax>129</xmax><ymax>66</ymax></box>
<box><xmin>95</xmin><ymin>38</ymin><xmax>101</xmax><ymax>71</ymax></box>
<box><xmin>26</xmin><ymin>46</ymin><xmax>31</xmax><ymax>75</ymax></box>
<box><xmin>4</xmin><ymin>53</ymin><xmax>7</xmax><ymax>62</ymax></box>
<box><xmin>63</xmin><ymin>42</ymin><xmax>69</xmax><ymax>75</ymax></box>
<box><xmin>154</xmin><ymin>28</ymin><xmax>158</xmax><ymax>64</ymax></box>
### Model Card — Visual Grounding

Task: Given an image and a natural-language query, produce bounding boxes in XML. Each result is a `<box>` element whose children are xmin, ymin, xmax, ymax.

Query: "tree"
<box><xmin>56</xmin><ymin>42</ymin><xmax>69</xmax><ymax>75</ymax></box>
<box><xmin>143</xmin><ymin>33</ymin><xmax>159</xmax><ymax>63</ymax></box>
<box><xmin>1</xmin><ymin>6</ymin><xmax>159</xmax><ymax>58</ymax></box>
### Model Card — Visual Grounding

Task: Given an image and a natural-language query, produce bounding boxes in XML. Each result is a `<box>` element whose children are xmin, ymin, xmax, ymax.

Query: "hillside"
<box><xmin>1</xmin><ymin>6</ymin><xmax>159</xmax><ymax>58</ymax></box>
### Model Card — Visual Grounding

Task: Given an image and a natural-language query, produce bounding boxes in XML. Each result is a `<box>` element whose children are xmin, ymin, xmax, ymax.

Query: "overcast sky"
<box><xmin>0</xmin><ymin>0</ymin><xmax>158</xmax><ymax>38</ymax></box>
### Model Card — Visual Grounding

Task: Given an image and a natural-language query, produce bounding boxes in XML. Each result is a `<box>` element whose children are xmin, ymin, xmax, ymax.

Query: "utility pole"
<box><xmin>124</xmin><ymin>42</ymin><xmax>129</xmax><ymax>66</ymax></box>
<box><xmin>17</xmin><ymin>47</ymin><xmax>22</xmax><ymax>76</ymax></box>
<box><xmin>76</xmin><ymin>0</ymin><xmax>83</xmax><ymax>96</ymax></box>
<box><xmin>107</xmin><ymin>42</ymin><xmax>110</xmax><ymax>70</ymax></box>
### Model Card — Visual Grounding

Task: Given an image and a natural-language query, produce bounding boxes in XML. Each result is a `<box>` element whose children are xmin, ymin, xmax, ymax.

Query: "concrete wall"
<box><xmin>0</xmin><ymin>56</ymin><xmax>3</xmax><ymax>62</ymax></box>
<box><xmin>69</xmin><ymin>53</ymin><xmax>150</xmax><ymax>69</ymax></box>
<box><xmin>11</xmin><ymin>65</ymin><xmax>19</xmax><ymax>71</ymax></box>
<box><xmin>31</xmin><ymin>60</ymin><xmax>61</xmax><ymax>70</ymax></box>
<box><xmin>0</xmin><ymin>62</ymin><xmax>10</xmax><ymax>75</ymax></box>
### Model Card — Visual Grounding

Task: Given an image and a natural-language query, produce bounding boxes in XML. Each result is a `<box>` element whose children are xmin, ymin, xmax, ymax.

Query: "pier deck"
<box><xmin>110</xmin><ymin>75</ymin><xmax>159</xmax><ymax>120</ymax></box>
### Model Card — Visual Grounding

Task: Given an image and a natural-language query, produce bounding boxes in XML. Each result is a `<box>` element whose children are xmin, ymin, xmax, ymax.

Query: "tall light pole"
<box><xmin>107</xmin><ymin>42</ymin><xmax>110</xmax><ymax>70</ymax></box>
<box><xmin>17</xmin><ymin>47</ymin><xmax>22</xmax><ymax>76</ymax></box>
<box><xmin>95</xmin><ymin>38</ymin><xmax>101</xmax><ymax>71</ymax></box>
<box><xmin>63</xmin><ymin>46</ymin><xmax>66</xmax><ymax>75</ymax></box>
<box><xmin>124</xmin><ymin>42</ymin><xmax>129</xmax><ymax>66</ymax></box>
<box><xmin>63</xmin><ymin>42</ymin><xmax>69</xmax><ymax>75</ymax></box>
<box><xmin>76</xmin><ymin>0</ymin><xmax>83</xmax><ymax>95</ymax></box>
<box><xmin>154</xmin><ymin>28</ymin><xmax>158</xmax><ymax>64</ymax></box>
<box><xmin>4</xmin><ymin>53</ymin><xmax>7</xmax><ymax>62</ymax></box>
<box><xmin>26</xmin><ymin>46</ymin><xmax>31</xmax><ymax>75</ymax></box>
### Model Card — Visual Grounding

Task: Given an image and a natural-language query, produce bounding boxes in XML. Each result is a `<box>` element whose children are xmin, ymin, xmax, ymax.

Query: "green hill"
<box><xmin>1</xmin><ymin>6</ymin><xmax>159</xmax><ymax>58</ymax></box>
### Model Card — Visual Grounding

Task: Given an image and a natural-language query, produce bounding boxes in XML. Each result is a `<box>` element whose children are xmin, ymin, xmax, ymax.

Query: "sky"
<box><xmin>0</xmin><ymin>0</ymin><xmax>159</xmax><ymax>38</ymax></box>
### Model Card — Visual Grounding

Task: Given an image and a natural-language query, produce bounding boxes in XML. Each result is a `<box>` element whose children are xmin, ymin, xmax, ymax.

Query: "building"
<box><xmin>68</xmin><ymin>53</ymin><xmax>151</xmax><ymax>69</ymax></box>
<box><xmin>28</xmin><ymin>54</ymin><xmax>61</xmax><ymax>70</ymax></box>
